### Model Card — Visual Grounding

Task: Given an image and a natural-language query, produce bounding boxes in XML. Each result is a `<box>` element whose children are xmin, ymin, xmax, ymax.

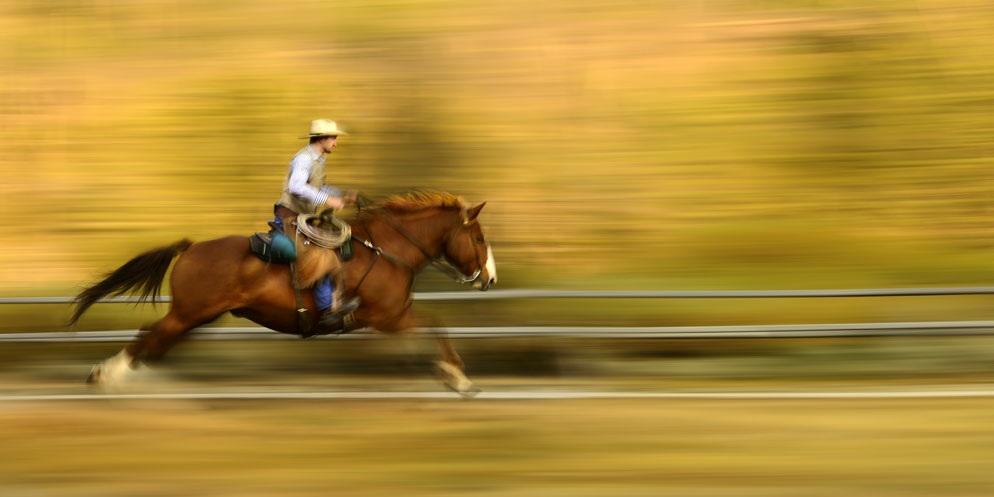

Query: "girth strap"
<box><xmin>289</xmin><ymin>228</ymin><xmax>312</xmax><ymax>336</ymax></box>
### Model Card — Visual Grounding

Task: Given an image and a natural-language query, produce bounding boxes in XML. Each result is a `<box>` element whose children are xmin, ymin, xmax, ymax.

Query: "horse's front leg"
<box><xmin>432</xmin><ymin>328</ymin><xmax>479</xmax><ymax>397</ymax></box>
<box><xmin>380</xmin><ymin>311</ymin><xmax>479</xmax><ymax>398</ymax></box>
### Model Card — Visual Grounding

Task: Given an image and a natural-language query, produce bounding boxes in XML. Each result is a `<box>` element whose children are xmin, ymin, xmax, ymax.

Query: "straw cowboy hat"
<box><xmin>301</xmin><ymin>119</ymin><xmax>348</xmax><ymax>139</ymax></box>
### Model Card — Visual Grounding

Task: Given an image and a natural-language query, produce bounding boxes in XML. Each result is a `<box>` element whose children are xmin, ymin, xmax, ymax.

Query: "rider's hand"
<box><xmin>343</xmin><ymin>190</ymin><xmax>359</xmax><ymax>206</ymax></box>
<box><xmin>324</xmin><ymin>197</ymin><xmax>345</xmax><ymax>210</ymax></box>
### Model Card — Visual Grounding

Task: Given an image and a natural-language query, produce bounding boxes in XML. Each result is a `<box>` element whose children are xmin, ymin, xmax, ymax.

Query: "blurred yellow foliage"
<box><xmin>1</xmin><ymin>0</ymin><xmax>992</xmax><ymax>294</ymax></box>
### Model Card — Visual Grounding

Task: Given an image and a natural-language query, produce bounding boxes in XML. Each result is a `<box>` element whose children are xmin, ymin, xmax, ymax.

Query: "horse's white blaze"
<box><xmin>484</xmin><ymin>245</ymin><xmax>497</xmax><ymax>283</ymax></box>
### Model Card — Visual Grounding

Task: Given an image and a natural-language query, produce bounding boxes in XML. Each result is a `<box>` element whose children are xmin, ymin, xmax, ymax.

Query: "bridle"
<box><xmin>383</xmin><ymin>211</ymin><xmax>484</xmax><ymax>284</ymax></box>
<box><xmin>352</xmin><ymin>206</ymin><xmax>485</xmax><ymax>286</ymax></box>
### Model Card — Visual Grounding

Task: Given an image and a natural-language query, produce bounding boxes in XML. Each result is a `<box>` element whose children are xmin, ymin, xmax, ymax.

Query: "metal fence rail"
<box><xmin>1</xmin><ymin>288</ymin><xmax>992</xmax><ymax>341</ymax></box>
<box><xmin>3</xmin><ymin>321</ymin><xmax>994</xmax><ymax>342</ymax></box>
<box><xmin>3</xmin><ymin>287</ymin><xmax>994</xmax><ymax>305</ymax></box>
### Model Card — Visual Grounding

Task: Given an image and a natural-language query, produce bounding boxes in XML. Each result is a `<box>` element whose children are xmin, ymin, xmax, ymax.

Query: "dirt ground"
<box><xmin>2</xmin><ymin>393</ymin><xmax>994</xmax><ymax>497</ymax></box>
<box><xmin>2</xmin><ymin>336</ymin><xmax>993</xmax><ymax>496</ymax></box>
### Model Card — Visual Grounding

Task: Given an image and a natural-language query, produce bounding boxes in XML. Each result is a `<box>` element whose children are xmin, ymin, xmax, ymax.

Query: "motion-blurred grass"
<box><xmin>1</xmin><ymin>1</ymin><xmax>993</xmax><ymax>326</ymax></box>
<box><xmin>3</xmin><ymin>397</ymin><xmax>994</xmax><ymax>497</ymax></box>
<box><xmin>5</xmin><ymin>336</ymin><xmax>994</xmax><ymax>389</ymax></box>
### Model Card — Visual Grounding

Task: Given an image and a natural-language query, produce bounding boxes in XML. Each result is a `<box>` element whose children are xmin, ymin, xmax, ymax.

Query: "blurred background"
<box><xmin>0</xmin><ymin>0</ymin><xmax>992</xmax><ymax>330</ymax></box>
<box><xmin>2</xmin><ymin>0</ymin><xmax>992</xmax><ymax>297</ymax></box>
<box><xmin>2</xmin><ymin>1</ymin><xmax>994</xmax><ymax>496</ymax></box>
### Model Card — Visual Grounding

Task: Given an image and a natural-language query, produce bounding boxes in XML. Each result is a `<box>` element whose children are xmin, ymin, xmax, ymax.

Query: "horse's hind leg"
<box><xmin>85</xmin><ymin>236</ymin><xmax>249</xmax><ymax>389</ymax></box>
<box><xmin>128</xmin><ymin>310</ymin><xmax>205</xmax><ymax>363</ymax></box>
<box><xmin>87</xmin><ymin>310</ymin><xmax>215</xmax><ymax>389</ymax></box>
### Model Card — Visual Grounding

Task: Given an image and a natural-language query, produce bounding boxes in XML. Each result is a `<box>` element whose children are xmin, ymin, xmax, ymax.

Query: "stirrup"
<box><xmin>303</xmin><ymin>311</ymin><xmax>360</xmax><ymax>338</ymax></box>
<box><xmin>329</xmin><ymin>297</ymin><xmax>360</xmax><ymax>318</ymax></box>
<box><xmin>304</xmin><ymin>298</ymin><xmax>361</xmax><ymax>338</ymax></box>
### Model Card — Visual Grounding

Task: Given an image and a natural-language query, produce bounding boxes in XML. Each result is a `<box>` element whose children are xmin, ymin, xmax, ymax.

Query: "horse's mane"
<box><xmin>373</xmin><ymin>190</ymin><xmax>465</xmax><ymax>212</ymax></box>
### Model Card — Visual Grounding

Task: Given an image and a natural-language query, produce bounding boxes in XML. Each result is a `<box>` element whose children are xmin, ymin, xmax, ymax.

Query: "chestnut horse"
<box><xmin>70</xmin><ymin>192</ymin><xmax>497</xmax><ymax>395</ymax></box>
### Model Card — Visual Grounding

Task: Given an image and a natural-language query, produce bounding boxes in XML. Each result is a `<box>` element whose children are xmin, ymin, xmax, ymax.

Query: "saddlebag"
<box><xmin>249</xmin><ymin>231</ymin><xmax>297</xmax><ymax>264</ymax></box>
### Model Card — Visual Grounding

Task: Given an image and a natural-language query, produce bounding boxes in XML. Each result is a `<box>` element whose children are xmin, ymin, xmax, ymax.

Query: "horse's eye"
<box><xmin>475</xmin><ymin>236</ymin><xmax>485</xmax><ymax>243</ymax></box>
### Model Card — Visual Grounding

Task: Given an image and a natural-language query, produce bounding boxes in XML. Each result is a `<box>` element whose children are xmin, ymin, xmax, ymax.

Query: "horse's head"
<box><xmin>443</xmin><ymin>202</ymin><xmax>497</xmax><ymax>291</ymax></box>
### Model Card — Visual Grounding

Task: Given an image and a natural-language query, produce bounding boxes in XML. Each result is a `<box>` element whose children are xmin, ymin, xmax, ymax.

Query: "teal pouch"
<box><xmin>270</xmin><ymin>232</ymin><xmax>297</xmax><ymax>263</ymax></box>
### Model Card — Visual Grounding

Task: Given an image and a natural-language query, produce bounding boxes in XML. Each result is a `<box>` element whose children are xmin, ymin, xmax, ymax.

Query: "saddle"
<box><xmin>250</xmin><ymin>213</ymin><xmax>354</xmax><ymax>264</ymax></box>
<box><xmin>249</xmin><ymin>211</ymin><xmax>357</xmax><ymax>337</ymax></box>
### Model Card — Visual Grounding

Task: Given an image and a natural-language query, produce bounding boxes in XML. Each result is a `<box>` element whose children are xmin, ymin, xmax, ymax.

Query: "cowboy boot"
<box><xmin>313</xmin><ymin>296</ymin><xmax>361</xmax><ymax>335</ymax></box>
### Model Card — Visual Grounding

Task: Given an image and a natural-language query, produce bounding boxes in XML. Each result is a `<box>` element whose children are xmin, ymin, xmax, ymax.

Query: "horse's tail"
<box><xmin>68</xmin><ymin>239</ymin><xmax>194</xmax><ymax>326</ymax></box>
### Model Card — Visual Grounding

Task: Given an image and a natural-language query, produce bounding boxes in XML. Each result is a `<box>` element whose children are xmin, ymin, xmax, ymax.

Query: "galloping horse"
<box><xmin>70</xmin><ymin>191</ymin><xmax>497</xmax><ymax>395</ymax></box>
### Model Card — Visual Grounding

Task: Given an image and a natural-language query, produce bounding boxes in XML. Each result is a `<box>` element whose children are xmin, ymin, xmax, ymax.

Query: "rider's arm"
<box><xmin>286</xmin><ymin>156</ymin><xmax>342</xmax><ymax>212</ymax></box>
<box><xmin>320</xmin><ymin>185</ymin><xmax>343</xmax><ymax>200</ymax></box>
<box><xmin>321</xmin><ymin>187</ymin><xmax>345</xmax><ymax>210</ymax></box>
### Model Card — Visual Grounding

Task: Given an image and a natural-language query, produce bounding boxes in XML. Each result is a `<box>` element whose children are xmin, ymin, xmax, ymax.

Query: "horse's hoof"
<box><xmin>441</xmin><ymin>380</ymin><xmax>481</xmax><ymax>399</ymax></box>
<box><xmin>434</xmin><ymin>361</ymin><xmax>480</xmax><ymax>398</ymax></box>
<box><xmin>458</xmin><ymin>385</ymin><xmax>482</xmax><ymax>399</ymax></box>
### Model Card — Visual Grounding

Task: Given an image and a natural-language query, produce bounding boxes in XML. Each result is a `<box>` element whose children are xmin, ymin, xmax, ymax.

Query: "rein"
<box><xmin>378</xmin><ymin>211</ymin><xmax>482</xmax><ymax>284</ymax></box>
<box><xmin>351</xmin><ymin>202</ymin><xmax>482</xmax><ymax>286</ymax></box>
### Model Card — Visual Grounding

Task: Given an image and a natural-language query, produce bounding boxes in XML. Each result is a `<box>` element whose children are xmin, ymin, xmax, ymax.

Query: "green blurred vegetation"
<box><xmin>1</xmin><ymin>0</ymin><xmax>993</xmax><ymax>327</ymax></box>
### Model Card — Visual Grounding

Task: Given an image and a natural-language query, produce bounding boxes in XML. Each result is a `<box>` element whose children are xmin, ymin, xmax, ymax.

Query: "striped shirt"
<box><xmin>279</xmin><ymin>145</ymin><xmax>342</xmax><ymax>213</ymax></box>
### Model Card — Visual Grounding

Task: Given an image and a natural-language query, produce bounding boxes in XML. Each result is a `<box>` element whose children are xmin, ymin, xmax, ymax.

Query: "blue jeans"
<box><xmin>274</xmin><ymin>205</ymin><xmax>333</xmax><ymax>312</ymax></box>
<box><xmin>315</xmin><ymin>275</ymin><xmax>333</xmax><ymax>312</ymax></box>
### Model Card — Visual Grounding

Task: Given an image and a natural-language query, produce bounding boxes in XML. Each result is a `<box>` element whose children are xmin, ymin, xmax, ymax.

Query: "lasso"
<box><xmin>295</xmin><ymin>213</ymin><xmax>351</xmax><ymax>249</ymax></box>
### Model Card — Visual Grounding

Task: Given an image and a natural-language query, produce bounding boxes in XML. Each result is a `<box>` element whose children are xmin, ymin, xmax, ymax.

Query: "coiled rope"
<box><xmin>295</xmin><ymin>213</ymin><xmax>351</xmax><ymax>249</ymax></box>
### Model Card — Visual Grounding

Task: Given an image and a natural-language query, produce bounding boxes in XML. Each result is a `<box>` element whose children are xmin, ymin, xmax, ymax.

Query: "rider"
<box><xmin>273</xmin><ymin>118</ymin><xmax>359</xmax><ymax>331</ymax></box>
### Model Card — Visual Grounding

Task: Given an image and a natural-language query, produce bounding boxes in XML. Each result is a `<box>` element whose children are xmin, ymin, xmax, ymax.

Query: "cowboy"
<box><xmin>272</xmin><ymin>119</ymin><xmax>359</xmax><ymax>331</ymax></box>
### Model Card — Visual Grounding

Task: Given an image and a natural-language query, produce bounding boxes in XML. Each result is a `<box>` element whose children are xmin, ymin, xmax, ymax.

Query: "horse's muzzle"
<box><xmin>482</xmin><ymin>246</ymin><xmax>497</xmax><ymax>290</ymax></box>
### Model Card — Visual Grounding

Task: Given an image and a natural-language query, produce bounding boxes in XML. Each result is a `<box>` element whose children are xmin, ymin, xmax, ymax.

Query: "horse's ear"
<box><xmin>466</xmin><ymin>202</ymin><xmax>486</xmax><ymax>221</ymax></box>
